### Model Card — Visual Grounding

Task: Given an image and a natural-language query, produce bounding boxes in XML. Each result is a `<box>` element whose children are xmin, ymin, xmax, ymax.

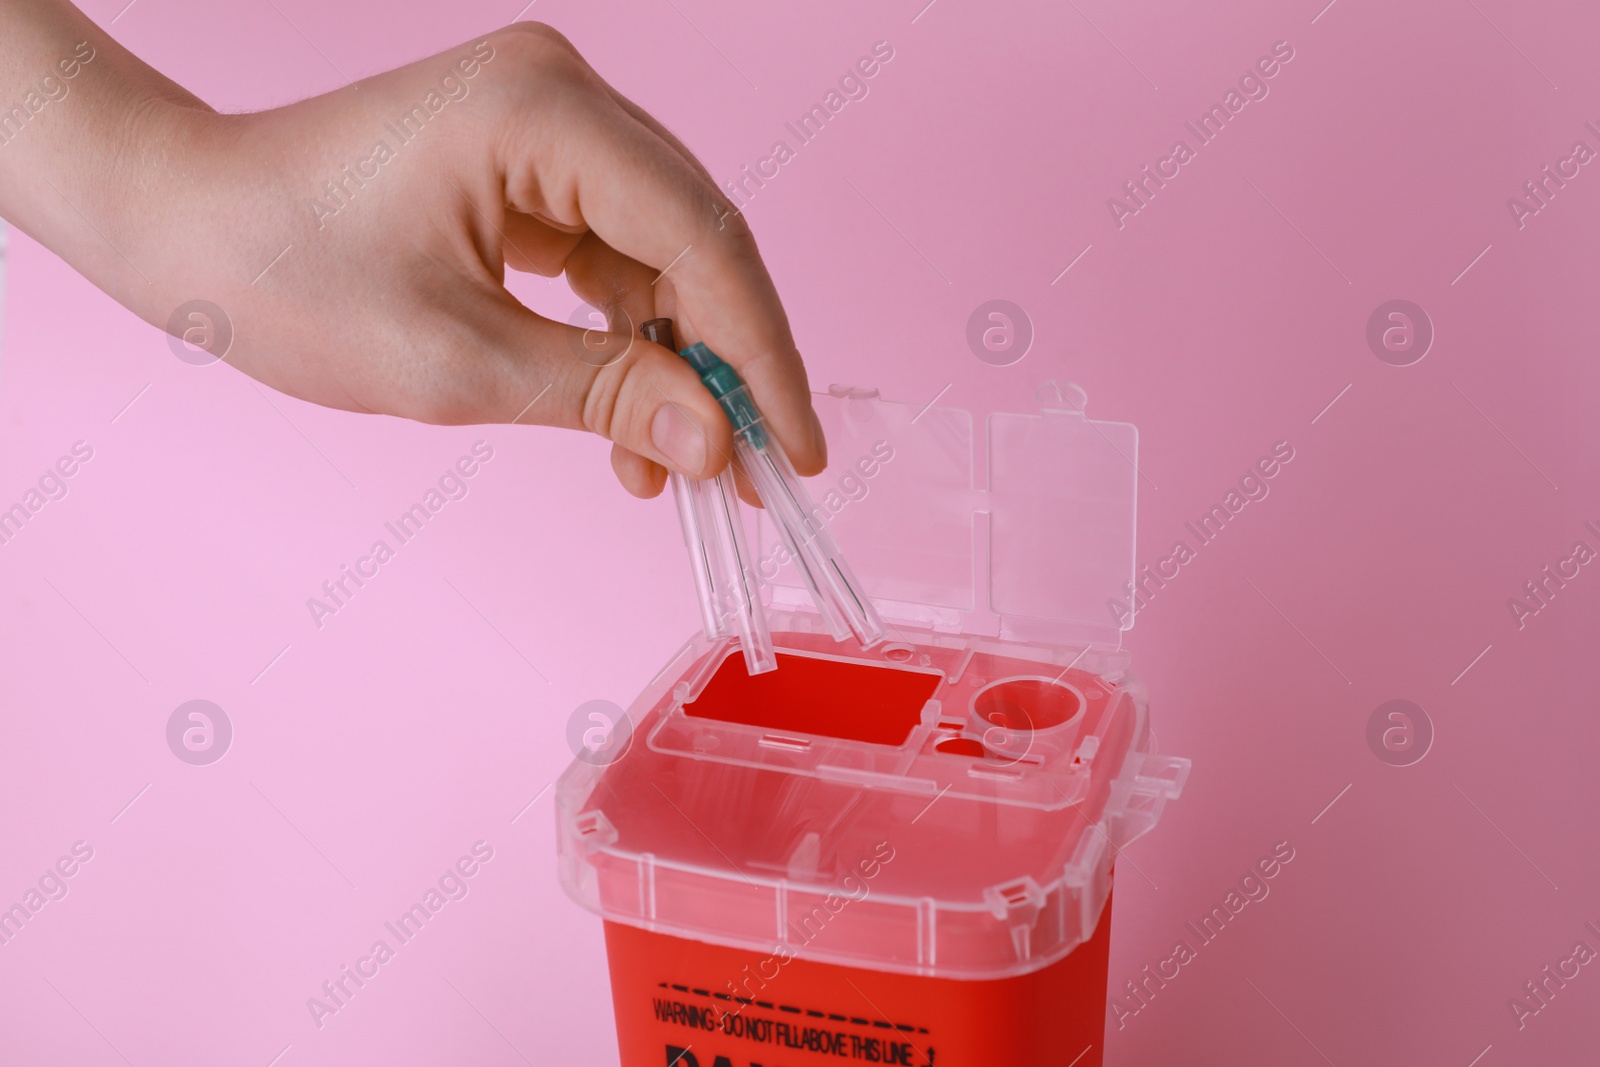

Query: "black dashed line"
<box><xmin>659</xmin><ymin>981</ymin><xmax>927</xmax><ymax>1035</ymax></box>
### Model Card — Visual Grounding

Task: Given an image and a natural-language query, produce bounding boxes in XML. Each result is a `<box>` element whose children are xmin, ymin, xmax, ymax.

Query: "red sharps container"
<box><xmin>557</xmin><ymin>385</ymin><xmax>1189</xmax><ymax>1066</ymax></box>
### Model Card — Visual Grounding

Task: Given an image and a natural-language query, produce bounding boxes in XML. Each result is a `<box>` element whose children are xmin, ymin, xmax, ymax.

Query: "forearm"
<box><xmin>0</xmin><ymin>0</ymin><xmax>215</xmax><ymax>318</ymax></box>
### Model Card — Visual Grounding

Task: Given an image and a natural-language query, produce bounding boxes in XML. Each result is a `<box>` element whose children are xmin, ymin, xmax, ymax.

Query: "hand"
<box><xmin>0</xmin><ymin>9</ymin><xmax>827</xmax><ymax>498</ymax></box>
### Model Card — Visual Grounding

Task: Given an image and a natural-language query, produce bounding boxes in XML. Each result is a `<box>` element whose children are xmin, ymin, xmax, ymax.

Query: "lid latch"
<box><xmin>983</xmin><ymin>876</ymin><xmax>1047</xmax><ymax>963</ymax></box>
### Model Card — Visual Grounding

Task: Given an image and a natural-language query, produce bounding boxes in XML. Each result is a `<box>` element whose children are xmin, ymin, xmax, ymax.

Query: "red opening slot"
<box><xmin>683</xmin><ymin>649</ymin><xmax>942</xmax><ymax>747</ymax></box>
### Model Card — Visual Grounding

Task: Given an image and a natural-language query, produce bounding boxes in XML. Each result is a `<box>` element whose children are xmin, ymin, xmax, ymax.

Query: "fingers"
<box><xmin>565</xmin><ymin>232</ymin><xmax>680</xmax><ymax>496</ymax></box>
<box><xmin>611</xmin><ymin>442</ymin><xmax>668</xmax><ymax>498</ymax></box>
<box><xmin>564</xmin><ymin>230</ymin><xmax>655</xmax><ymax>330</ymax></box>
<box><xmin>472</xmin><ymin>292</ymin><xmax>734</xmax><ymax>481</ymax></box>
<box><xmin>499</xmin><ymin>210</ymin><xmax>587</xmax><ymax>275</ymax></box>
<box><xmin>492</xmin><ymin>25</ymin><xmax>827</xmax><ymax>476</ymax></box>
<box><xmin>598</xmin><ymin>84</ymin><xmax>721</xmax><ymax>189</ymax></box>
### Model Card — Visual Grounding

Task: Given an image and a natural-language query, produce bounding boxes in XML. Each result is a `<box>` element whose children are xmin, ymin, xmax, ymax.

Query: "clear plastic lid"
<box><xmin>754</xmin><ymin>383</ymin><xmax>1140</xmax><ymax>650</ymax></box>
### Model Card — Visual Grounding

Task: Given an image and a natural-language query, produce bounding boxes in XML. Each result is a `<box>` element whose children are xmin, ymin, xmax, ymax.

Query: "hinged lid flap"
<box><xmin>756</xmin><ymin>384</ymin><xmax>1138</xmax><ymax>650</ymax></box>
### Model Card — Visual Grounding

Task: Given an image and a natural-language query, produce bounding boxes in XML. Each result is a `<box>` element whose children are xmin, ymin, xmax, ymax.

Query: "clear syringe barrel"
<box><xmin>702</xmin><ymin>469</ymin><xmax>777</xmax><ymax>674</ymax></box>
<box><xmin>670</xmin><ymin>470</ymin><xmax>728</xmax><ymax>641</ymax></box>
<box><xmin>671</xmin><ymin>466</ymin><xmax>777</xmax><ymax>674</ymax></box>
<box><xmin>731</xmin><ymin>431</ymin><xmax>853</xmax><ymax>643</ymax></box>
<box><xmin>681</xmin><ymin>343</ymin><xmax>886</xmax><ymax>649</ymax></box>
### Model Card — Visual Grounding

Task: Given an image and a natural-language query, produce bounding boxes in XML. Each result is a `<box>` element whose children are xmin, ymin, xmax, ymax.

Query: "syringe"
<box><xmin>644</xmin><ymin>320</ymin><xmax>776</xmax><ymax>675</ymax></box>
<box><xmin>679</xmin><ymin>342</ymin><xmax>886</xmax><ymax>649</ymax></box>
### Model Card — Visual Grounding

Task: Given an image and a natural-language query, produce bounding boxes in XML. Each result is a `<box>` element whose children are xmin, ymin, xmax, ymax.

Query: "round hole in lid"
<box><xmin>971</xmin><ymin>677</ymin><xmax>1084</xmax><ymax>734</ymax></box>
<box><xmin>882</xmin><ymin>643</ymin><xmax>915</xmax><ymax>663</ymax></box>
<box><xmin>935</xmin><ymin>736</ymin><xmax>987</xmax><ymax>758</ymax></box>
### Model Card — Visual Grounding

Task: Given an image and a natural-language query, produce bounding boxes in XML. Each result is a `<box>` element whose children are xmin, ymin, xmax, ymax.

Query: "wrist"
<box><xmin>0</xmin><ymin>15</ymin><xmax>223</xmax><ymax>327</ymax></box>
<box><xmin>95</xmin><ymin>96</ymin><xmax>232</xmax><ymax>312</ymax></box>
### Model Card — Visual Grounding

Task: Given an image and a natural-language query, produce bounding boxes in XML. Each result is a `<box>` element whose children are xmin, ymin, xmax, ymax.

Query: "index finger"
<box><xmin>493</xmin><ymin>25</ymin><xmax>826</xmax><ymax>475</ymax></box>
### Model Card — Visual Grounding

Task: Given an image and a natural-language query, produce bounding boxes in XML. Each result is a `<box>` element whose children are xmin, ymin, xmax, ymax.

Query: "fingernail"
<box><xmin>651</xmin><ymin>404</ymin><xmax>708</xmax><ymax>475</ymax></box>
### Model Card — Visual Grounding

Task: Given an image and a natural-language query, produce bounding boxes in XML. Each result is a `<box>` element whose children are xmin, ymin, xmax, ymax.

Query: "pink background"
<box><xmin>3</xmin><ymin>0</ymin><xmax>1598</xmax><ymax>1064</ymax></box>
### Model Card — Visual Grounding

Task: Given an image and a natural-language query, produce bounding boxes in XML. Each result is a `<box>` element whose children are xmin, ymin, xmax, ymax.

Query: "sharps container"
<box><xmin>557</xmin><ymin>384</ymin><xmax>1189</xmax><ymax>1066</ymax></box>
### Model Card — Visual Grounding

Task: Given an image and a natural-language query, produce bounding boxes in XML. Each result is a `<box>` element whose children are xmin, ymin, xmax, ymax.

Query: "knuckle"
<box><xmin>488</xmin><ymin>22</ymin><xmax>592</xmax><ymax>85</ymax></box>
<box><xmin>579</xmin><ymin>358</ymin><xmax>627</xmax><ymax>442</ymax></box>
<box><xmin>496</xmin><ymin>20</ymin><xmax>576</xmax><ymax>49</ymax></box>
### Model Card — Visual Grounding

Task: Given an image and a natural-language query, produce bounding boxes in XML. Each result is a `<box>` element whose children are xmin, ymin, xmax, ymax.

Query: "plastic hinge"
<box><xmin>1133</xmin><ymin>753</ymin><xmax>1191</xmax><ymax>798</ymax></box>
<box><xmin>572</xmin><ymin>809</ymin><xmax>618</xmax><ymax>854</ymax></box>
<box><xmin>1105</xmin><ymin>754</ymin><xmax>1192</xmax><ymax>851</ymax></box>
<box><xmin>1034</xmin><ymin>380</ymin><xmax>1089</xmax><ymax>415</ymax></box>
<box><xmin>984</xmin><ymin>877</ymin><xmax>1047</xmax><ymax>963</ymax></box>
<box><xmin>984</xmin><ymin>876</ymin><xmax>1046</xmax><ymax>921</ymax></box>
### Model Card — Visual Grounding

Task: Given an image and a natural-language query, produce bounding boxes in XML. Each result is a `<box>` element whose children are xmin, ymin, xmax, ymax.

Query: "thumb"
<box><xmin>485</xmin><ymin>301</ymin><xmax>733</xmax><ymax>479</ymax></box>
